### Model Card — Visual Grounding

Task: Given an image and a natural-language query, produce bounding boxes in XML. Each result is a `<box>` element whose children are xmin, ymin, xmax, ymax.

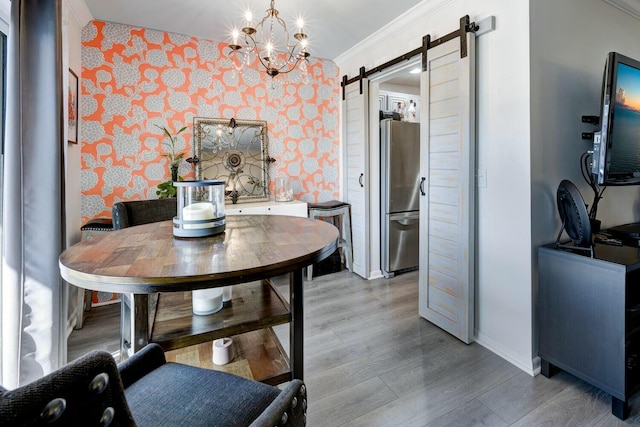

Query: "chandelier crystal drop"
<box><xmin>227</xmin><ymin>0</ymin><xmax>310</xmax><ymax>80</ymax></box>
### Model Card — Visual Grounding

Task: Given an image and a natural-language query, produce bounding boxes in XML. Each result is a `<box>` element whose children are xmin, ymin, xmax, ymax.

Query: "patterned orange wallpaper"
<box><xmin>80</xmin><ymin>21</ymin><xmax>340</xmax><ymax>223</ymax></box>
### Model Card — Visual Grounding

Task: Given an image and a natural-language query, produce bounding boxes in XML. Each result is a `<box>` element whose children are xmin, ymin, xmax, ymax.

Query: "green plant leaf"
<box><xmin>155</xmin><ymin>123</ymin><xmax>188</xmax><ymax>186</ymax></box>
<box><xmin>155</xmin><ymin>124</ymin><xmax>173</xmax><ymax>138</ymax></box>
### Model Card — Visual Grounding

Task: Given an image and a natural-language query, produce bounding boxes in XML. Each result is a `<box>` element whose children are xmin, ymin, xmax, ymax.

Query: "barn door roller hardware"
<box><xmin>340</xmin><ymin>15</ymin><xmax>479</xmax><ymax>99</ymax></box>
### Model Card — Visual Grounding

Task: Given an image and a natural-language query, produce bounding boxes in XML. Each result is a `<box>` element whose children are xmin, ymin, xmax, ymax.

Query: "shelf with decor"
<box><xmin>164</xmin><ymin>327</ymin><xmax>290</xmax><ymax>386</ymax></box>
<box><xmin>150</xmin><ymin>279</ymin><xmax>292</xmax><ymax>385</ymax></box>
<box><xmin>150</xmin><ymin>279</ymin><xmax>290</xmax><ymax>350</ymax></box>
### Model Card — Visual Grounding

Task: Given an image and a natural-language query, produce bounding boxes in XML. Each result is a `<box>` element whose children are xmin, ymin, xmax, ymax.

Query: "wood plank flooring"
<box><xmin>68</xmin><ymin>270</ymin><xmax>640</xmax><ymax>426</ymax></box>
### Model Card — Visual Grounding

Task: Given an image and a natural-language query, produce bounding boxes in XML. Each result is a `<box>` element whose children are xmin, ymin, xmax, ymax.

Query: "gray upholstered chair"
<box><xmin>112</xmin><ymin>198</ymin><xmax>177</xmax><ymax>230</ymax></box>
<box><xmin>0</xmin><ymin>343</ymin><xmax>306</xmax><ymax>426</ymax></box>
<box><xmin>111</xmin><ymin>199</ymin><xmax>178</xmax><ymax>356</ymax></box>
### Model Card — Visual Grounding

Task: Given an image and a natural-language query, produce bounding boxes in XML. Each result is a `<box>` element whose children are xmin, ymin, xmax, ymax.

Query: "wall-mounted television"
<box><xmin>592</xmin><ymin>52</ymin><xmax>640</xmax><ymax>185</ymax></box>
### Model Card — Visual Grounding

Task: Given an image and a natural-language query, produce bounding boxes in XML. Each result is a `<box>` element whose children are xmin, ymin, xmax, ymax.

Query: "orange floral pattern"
<box><xmin>80</xmin><ymin>21</ymin><xmax>340</xmax><ymax>223</ymax></box>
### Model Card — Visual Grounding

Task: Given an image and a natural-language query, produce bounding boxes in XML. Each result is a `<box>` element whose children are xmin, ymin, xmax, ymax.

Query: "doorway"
<box><xmin>367</xmin><ymin>58</ymin><xmax>422</xmax><ymax>279</ymax></box>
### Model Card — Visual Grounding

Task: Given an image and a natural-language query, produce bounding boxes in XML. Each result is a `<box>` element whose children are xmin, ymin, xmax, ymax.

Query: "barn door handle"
<box><xmin>359</xmin><ymin>173</ymin><xmax>364</xmax><ymax>188</ymax></box>
<box><xmin>420</xmin><ymin>177</ymin><xmax>426</xmax><ymax>196</ymax></box>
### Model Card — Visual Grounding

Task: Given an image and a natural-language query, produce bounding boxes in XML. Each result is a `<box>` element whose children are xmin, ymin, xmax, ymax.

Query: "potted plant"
<box><xmin>156</xmin><ymin>124</ymin><xmax>187</xmax><ymax>198</ymax></box>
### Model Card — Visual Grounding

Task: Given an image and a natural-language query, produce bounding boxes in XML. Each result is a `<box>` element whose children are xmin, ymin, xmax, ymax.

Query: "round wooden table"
<box><xmin>60</xmin><ymin>215</ymin><xmax>339</xmax><ymax>382</ymax></box>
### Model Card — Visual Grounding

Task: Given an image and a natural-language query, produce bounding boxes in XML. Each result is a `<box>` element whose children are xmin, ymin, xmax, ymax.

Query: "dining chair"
<box><xmin>112</xmin><ymin>198</ymin><xmax>179</xmax><ymax>357</ymax></box>
<box><xmin>0</xmin><ymin>343</ymin><xmax>306</xmax><ymax>426</ymax></box>
<box><xmin>111</xmin><ymin>198</ymin><xmax>177</xmax><ymax>230</ymax></box>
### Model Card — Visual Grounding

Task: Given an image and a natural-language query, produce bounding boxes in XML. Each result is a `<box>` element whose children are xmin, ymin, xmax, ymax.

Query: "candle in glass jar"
<box><xmin>183</xmin><ymin>202</ymin><xmax>214</xmax><ymax>229</ymax></box>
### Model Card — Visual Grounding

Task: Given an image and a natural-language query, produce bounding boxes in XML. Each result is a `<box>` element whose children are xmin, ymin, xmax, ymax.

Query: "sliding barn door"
<box><xmin>419</xmin><ymin>32</ymin><xmax>476</xmax><ymax>343</ymax></box>
<box><xmin>342</xmin><ymin>80</ymin><xmax>369</xmax><ymax>278</ymax></box>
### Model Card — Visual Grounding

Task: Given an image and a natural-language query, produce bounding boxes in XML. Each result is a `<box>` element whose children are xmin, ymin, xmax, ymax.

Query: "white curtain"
<box><xmin>1</xmin><ymin>0</ymin><xmax>65</xmax><ymax>388</ymax></box>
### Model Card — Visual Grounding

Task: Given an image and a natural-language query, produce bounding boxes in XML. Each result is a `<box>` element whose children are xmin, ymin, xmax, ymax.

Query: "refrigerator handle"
<box><xmin>420</xmin><ymin>177</ymin><xmax>426</xmax><ymax>196</ymax></box>
<box><xmin>359</xmin><ymin>173</ymin><xmax>364</xmax><ymax>188</ymax></box>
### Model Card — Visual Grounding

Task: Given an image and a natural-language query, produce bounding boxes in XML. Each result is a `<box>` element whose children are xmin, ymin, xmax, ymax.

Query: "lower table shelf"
<box><xmin>164</xmin><ymin>328</ymin><xmax>291</xmax><ymax>386</ymax></box>
<box><xmin>150</xmin><ymin>278</ymin><xmax>293</xmax><ymax>385</ymax></box>
<box><xmin>150</xmin><ymin>279</ymin><xmax>291</xmax><ymax>351</ymax></box>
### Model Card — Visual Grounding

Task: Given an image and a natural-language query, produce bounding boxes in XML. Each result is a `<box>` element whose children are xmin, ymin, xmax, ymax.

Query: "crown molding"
<box><xmin>67</xmin><ymin>0</ymin><xmax>94</xmax><ymax>27</ymax></box>
<box><xmin>603</xmin><ymin>0</ymin><xmax>640</xmax><ymax>20</ymax></box>
<box><xmin>334</xmin><ymin>0</ymin><xmax>454</xmax><ymax>64</ymax></box>
<box><xmin>0</xmin><ymin>0</ymin><xmax>8</xmax><ymax>34</ymax></box>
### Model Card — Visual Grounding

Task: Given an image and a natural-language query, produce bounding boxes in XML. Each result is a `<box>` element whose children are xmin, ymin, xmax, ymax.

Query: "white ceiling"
<box><xmin>603</xmin><ymin>0</ymin><xmax>640</xmax><ymax>20</ymax></box>
<box><xmin>82</xmin><ymin>0</ymin><xmax>425</xmax><ymax>61</ymax></box>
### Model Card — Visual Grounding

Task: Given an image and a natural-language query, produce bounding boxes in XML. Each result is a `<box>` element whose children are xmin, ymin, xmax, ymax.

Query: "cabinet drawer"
<box><xmin>225</xmin><ymin>201</ymin><xmax>308</xmax><ymax>218</ymax></box>
<box><xmin>265</xmin><ymin>204</ymin><xmax>307</xmax><ymax>217</ymax></box>
<box><xmin>227</xmin><ymin>205</ymin><xmax>265</xmax><ymax>215</ymax></box>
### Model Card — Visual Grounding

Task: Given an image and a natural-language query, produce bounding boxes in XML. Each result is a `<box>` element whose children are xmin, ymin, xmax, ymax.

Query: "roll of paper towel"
<box><xmin>212</xmin><ymin>338</ymin><xmax>234</xmax><ymax>365</ymax></box>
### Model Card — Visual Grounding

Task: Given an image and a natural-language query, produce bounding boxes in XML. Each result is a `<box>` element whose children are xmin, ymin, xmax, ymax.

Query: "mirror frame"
<box><xmin>193</xmin><ymin>117</ymin><xmax>272</xmax><ymax>204</ymax></box>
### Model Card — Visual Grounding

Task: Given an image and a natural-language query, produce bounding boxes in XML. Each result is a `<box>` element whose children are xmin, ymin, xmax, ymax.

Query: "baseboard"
<box><xmin>368</xmin><ymin>270</ymin><xmax>384</xmax><ymax>280</ymax></box>
<box><xmin>531</xmin><ymin>356</ymin><xmax>541</xmax><ymax>375</ymax></box>
<box><xmin>475</xmin><ymin>331</ymin><xmax>537</xmax><ymax>376</ymax></box>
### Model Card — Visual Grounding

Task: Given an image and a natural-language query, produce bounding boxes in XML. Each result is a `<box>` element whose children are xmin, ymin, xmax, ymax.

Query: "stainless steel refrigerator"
<box><xmin>381</xmin><ymin>119</ymin><xmax>420</xmax><ymax>277</ymax></box>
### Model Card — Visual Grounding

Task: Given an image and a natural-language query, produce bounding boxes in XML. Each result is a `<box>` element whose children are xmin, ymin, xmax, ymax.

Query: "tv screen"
<box><xmin>594</xmin><ymin>52</ymin><xmax>640</xmax><ymax>185</ymax></box>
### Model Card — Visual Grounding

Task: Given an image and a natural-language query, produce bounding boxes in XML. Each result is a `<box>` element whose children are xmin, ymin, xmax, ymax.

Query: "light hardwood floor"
<box><xmin>68</xmin><ymin>270</ymin><xmax>640</xmax><ymax>426</ymax></box>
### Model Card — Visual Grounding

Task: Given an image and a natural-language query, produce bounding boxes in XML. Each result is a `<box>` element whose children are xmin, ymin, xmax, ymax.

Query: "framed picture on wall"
<box><xmin>68</xmin><ymin>69</ymin><xmax>78</xmax><ymax>144</ymax></box>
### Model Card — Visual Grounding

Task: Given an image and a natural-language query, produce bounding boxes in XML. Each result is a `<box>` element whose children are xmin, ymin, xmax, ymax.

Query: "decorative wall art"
<box><xmin>68</xmin><ymin>68</ymin><xmax>78</xmax><ymax>144</ymax></box>
<box><xmin>193</xmin><ymin>117</ymin><xmax>272</xmax><ymax>204</ymax></box>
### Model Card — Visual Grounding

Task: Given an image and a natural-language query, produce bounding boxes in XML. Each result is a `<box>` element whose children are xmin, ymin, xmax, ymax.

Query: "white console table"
<box><xmin>225</xmin><ymin>199</ymin><xmax>307</xmax><ymax>218</ymax></box>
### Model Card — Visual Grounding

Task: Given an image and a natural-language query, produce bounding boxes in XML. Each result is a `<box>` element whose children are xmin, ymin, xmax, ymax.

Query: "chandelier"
<box><xmin>227</xmin><ymin>0</ymin><xmax>310</xmax><ymax>80</ymax></box>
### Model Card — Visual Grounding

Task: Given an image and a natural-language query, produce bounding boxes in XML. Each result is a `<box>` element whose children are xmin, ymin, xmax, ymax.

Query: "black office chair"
<box><xmin>0</xmin><ymin>343</ymin><xmax>306</xmax><ymax>426</ymax></box>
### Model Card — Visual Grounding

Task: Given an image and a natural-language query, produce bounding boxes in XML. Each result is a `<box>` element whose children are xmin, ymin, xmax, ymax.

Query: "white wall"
<box><xmin>530</xmin><ymin>0</ymin><xmax>640</xmax><ymax>365</ymax></box>
<box><xmin>379</xmin><ymin>83</ymin><xmax>420</xmax><ymax>95</ymax></box>
<box><xmin>62</xmin><ymin>0</ymin><xmax>93</xmax><ymax>241</ymax></box>
<box><xmin>64</xmin><ymin>1</ymin><xmax>86</xmax><ymax>247</ymax></box>
<box><xmin>0</xmin><ymin>0</ymin><xmax>8</xmax><ymax>33</ymax></box>
<box><xmin>530</xmin><ymin>1</ymin><xmax>640</xmax><ymax>241</ymax></box>
<box><xmin>62</xmin><ymin>0</ymin><xmax>92</xmax><ymax>346</ymax></box>
<box><xmin>336</xmin><ymin>0</ymin><xmax>535</xmax><ymax>373</ymax></box>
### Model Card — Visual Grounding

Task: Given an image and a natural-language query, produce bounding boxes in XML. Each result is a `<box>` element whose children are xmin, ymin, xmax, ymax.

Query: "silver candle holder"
<box><xmin>173</xmin><ymin>180</ymin><xmax>226</xmax><ymax>238</ymax></box>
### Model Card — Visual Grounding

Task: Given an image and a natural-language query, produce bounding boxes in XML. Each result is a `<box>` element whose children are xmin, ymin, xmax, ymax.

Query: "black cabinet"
<box><xmin>538</xmin><ymin>244</ymin><xmax>640</xmax><ymax>420</ymax></box>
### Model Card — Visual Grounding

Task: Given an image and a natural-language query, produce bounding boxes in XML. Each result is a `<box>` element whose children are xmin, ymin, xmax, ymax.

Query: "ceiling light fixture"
<box><xmin>409</xmin><ymin>67</ymin><xmax>421</xmax><ymax>74</ymax></box>
<box><xmin>227</xmin><ymin>0</ymin><xmax>310</xmax><ymax>81</ymax></box>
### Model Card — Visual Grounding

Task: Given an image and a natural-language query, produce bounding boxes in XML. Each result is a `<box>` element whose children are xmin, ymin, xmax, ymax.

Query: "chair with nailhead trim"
<box><xmin>0</xmin><ymin>343</ymin><xmax>307</xmax><ymax>426</ymax></box>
